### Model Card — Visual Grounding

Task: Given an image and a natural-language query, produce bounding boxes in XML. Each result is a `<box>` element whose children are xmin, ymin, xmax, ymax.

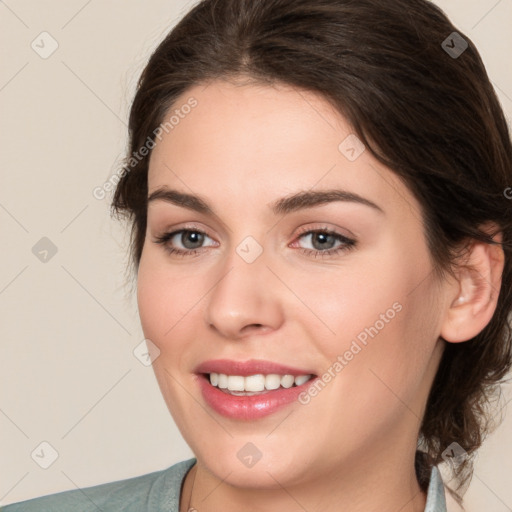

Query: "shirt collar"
<box><xmin>424</xmin><ymin>465</ymin><xmax>447</xmax><ymax>512</ymax></box>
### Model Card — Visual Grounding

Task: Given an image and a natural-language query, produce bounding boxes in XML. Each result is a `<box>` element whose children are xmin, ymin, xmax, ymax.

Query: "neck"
<box><xmin>180</xmin><ymin>446</ymin><xmax>427</xmax><ymax>512</ymax></box>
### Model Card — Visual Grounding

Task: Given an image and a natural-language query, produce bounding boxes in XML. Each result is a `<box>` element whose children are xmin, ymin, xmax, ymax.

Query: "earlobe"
<box><xmin>440</xmin><ymin>228</ymin><xmax>504</xmax><ymax>344</ymax></box>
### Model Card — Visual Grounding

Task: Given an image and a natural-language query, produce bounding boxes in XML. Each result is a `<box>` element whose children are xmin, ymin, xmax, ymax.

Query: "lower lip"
<box><xmin>196</xmin><ymin>374</ymin><xmax>318</xmax><ymax>420</ymax></box>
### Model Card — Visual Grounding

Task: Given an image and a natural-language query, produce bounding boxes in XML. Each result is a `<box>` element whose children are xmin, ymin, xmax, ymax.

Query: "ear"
<box><xmin>440</xmin><ymin>224</ymin><xmax>505</xmax><ymax>343</ymax></box>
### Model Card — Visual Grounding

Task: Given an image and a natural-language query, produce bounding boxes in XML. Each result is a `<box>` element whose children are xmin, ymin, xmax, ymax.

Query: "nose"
<box><xmin>203</xmin><ymin>247</ymin><xmax>285</xmax><ymax>340</ymax></box>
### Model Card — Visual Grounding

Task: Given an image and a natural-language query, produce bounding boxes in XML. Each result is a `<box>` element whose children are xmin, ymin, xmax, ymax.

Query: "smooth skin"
<box><xmin>136</xmin><ymin>79</ymin><xmax>504</xmax><ymax>512</ymax></box>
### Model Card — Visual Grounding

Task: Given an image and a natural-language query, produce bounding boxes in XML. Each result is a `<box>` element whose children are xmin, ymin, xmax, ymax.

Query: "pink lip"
<box><xmin>196</xmin><ymin>374</ymin><xmax>319</xmax><ymax>420</ymax></box>
<box><xmin>194</xmin><ymin>358</ymin><xmax>316</xmax><ymax>377</ymax></box>
<box><xmin>193</xmin><ymin>359</ymin><xmax>318</xmax><ymax>420</ymax></box>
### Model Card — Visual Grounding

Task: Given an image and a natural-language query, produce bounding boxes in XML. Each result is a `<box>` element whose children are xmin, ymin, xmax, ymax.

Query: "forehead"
<box><xmin>150</xmin><ymin>80</ymin><xmax>338</xmax><ymax>173</ymax></box>
<box><xmin>147</xmin><ymin>79</ymin><xmax>421</xmax><ymax>220</ymax></box>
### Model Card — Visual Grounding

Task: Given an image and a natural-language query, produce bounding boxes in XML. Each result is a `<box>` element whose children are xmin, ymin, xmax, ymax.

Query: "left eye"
<box><xmin>297</xmin><ymin>231</ymin><xmax>346</xmax><ymax>251</ymax></box>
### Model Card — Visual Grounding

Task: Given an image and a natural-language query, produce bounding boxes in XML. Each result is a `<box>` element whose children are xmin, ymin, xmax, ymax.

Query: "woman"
<box><xmin>3</xmin><ymin>0</ymin><xmax>511</xmax><ymax>511</ymax></box>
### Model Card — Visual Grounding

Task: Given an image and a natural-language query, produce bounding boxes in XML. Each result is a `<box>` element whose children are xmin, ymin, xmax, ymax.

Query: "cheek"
<box><xmin>136</xmin><ymin>251</ymin><xmax>199</xmax><ymax>350</ymax></box>
<box><xmin>302</xmin><ymin>244</ymin><xmax>439</xmax><ymax>402</ymax></box>
<box><xmin>325</xmin><ymin>283</ymin><xmax>440</xmax><ymax>432</ymax></box>
<box><xmin>137</xmin><ymin>259</ymin><xmax>168</xmax><ymax>342</ymax></box>
<box><xmin>136</xmin><ymin>252</ymin><xmax>204</xmax><ymax>427</ymax></box>
<box><xmin>290</xmin><ymin>256</ymin><xmax>409</xmax><ymax>352</ymax></box>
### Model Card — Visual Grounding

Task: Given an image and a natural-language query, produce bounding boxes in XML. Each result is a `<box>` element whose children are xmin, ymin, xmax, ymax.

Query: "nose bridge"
<box><xmin>203</xmin><ymin>235</ymin><xmax>284</xmax><ymax>338</ymax></box>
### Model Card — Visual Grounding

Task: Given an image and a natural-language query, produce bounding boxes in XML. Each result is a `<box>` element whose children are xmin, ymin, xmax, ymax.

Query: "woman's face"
<box><xmin>137</xmin><ymin>79</ymin><xmax>450</xmax><ymax>489</ymax></box>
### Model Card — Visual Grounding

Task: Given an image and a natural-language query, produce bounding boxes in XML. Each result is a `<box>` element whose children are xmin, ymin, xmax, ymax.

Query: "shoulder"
<box><xmin>1</xmin><ymin>458</ymin><xmax>196</xmax><ymax>512</ymax></box>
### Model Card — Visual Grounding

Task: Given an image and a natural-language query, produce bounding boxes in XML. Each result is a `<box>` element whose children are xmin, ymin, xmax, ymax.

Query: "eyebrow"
<box><xmin>147</xmin><ymin>187</ymin><xmax>384</xmax><ymax>216</ymax></box>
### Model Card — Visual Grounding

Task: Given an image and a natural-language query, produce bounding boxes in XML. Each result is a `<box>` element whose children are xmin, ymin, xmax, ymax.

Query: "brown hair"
<box><xmin>112</xmin><ymin>0</ymin><xmax>512</xmax><ymax>505</ymax></box>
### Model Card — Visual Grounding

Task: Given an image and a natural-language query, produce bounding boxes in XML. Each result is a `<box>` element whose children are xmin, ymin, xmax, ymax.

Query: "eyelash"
<box><xmin>153</xmin><ymin>225</ymin><xmax>357</xmax><ymax>259</ymax></box>
<box><xmin>290</xmin><ymin>226</ymin><xmax>357</xmax><ymax>258</ymax></box>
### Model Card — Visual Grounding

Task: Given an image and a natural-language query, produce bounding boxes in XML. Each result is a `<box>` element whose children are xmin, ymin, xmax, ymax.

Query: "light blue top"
<box><xmin>1</xmin><ymin>458</ymin><xmax>447</xmax><ymax>511</ymax></box>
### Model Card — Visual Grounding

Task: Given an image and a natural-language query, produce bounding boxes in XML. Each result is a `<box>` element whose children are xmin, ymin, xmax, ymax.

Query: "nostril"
<box><xmin>245</xmin><ymin>323</ymin><xmax>264</xmax><ymax>330</ymax></box>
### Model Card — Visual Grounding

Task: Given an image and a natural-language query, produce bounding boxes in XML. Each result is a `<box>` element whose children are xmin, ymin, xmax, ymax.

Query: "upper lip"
<box><xmin>194</xmin><ymin>359</ymin><xmax>316</xmax><ymax>377</ymax></box>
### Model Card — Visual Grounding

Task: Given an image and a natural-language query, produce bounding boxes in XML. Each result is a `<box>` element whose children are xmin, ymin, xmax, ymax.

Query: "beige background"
<box><xmin>1</xmin><ymin>1</ymin><xmax>511</xmax><ymax>510</ymax></box>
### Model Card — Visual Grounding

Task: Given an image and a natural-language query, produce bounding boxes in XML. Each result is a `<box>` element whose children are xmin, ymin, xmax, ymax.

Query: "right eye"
<box><xmin>153</xmin><ymin>229</ymin><xmax>217</xmax><ymax>256</ymax></box>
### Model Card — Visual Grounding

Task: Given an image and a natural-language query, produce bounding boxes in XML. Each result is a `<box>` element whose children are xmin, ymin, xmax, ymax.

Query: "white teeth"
<box><xmin>218</xmin><ymin>373</ymin><xmax>228</xmax><ymax>389</ymax></box>
<box><xmin>281</xmin><ymin>375</ymin><xmax>295</xmax><ymax>388</ymax></box>
<box><xmin>294</xmin><ymin>375</ymin><xmax>311</xmax><ymax>386</ymax></box>
<box><xmin>227</xmin><ymin>375</ymin><xmax>245</xmax><ymax>391</ymax></box>
<box><xmin>245</xmin><ymin>374</ymin><xmax>266</xmax><ymax>392</ymax></box>
<box><xmin>208</xmin><ymin>372</ymin><xmax>313</xmax><ymax>392</ymax></box>
<box><xmin>265</xmin><ymin>374</ymin><xmax>281</xmax><ymax>390</ymax></box>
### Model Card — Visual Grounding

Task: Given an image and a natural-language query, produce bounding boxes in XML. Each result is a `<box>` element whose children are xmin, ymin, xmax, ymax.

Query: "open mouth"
<box><xmin>199</xmin><ymin>372</ymin><xmax>316</xmax><ymax>396</ymax></box>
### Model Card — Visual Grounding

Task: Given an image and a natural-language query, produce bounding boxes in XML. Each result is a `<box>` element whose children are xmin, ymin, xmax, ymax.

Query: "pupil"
<box><xmin>312</xmin><ymin>233</ymin><xmax>335</xmax><ymax>251</ymax></box>
<box><xmin>182</xmin><ymin>231</ymin><xmax>204</xmax><ymax>249</ymax></box>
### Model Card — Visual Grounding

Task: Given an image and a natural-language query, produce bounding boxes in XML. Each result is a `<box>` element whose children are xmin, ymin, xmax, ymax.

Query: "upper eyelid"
<box><xmin>147</xmin><ymin>203</ymin><xmax>233</xmax><ymax>235</ymax></box>
<box><xmin>161</xmin><ymin>225</ymin><xmax>348</xmax><ymax>236</ymax></box>
<box><xmin>294</xmin><ymin>224</ymin><xmax>354</xmax><ymax>239</ymax></box>
<box><xmin>165</xmin><ymin>225</ymin><xmax>217</xmax><ymax>241</ymax></box>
